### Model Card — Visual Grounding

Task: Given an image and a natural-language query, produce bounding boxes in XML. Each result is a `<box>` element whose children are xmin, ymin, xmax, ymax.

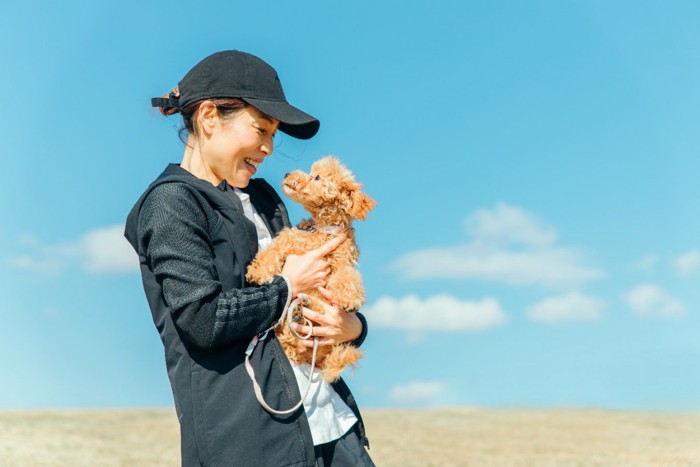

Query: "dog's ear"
<box><xmin>345</xmin><ymin>187</ymin><xmax>376</xmax><ymax>220</ymax></box>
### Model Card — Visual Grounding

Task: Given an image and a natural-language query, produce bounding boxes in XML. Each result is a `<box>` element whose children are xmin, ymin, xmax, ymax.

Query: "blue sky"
<box><xmin>2</xmin><ymin>0</ymin><xmax>699</xmax><ymax>410</ymax></box>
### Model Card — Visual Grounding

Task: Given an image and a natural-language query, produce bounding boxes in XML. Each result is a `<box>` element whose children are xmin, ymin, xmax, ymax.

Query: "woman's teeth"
<box><xmin>245</xmin><ymin>158</ymin><xmax>260</xmax><ymax>169</ymax></box>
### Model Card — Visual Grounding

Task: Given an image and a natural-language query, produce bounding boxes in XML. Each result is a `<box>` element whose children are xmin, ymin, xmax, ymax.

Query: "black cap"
<box><xmin>151</xmin><ymin>51</ymin><xmax>320</xmax><ymax>140</ymax></box>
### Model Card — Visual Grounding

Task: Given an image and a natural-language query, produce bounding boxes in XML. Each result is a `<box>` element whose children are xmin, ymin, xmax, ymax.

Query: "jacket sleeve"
<box><xmin>137</xmin><ymin>182</ymin><xmax>289</xmax><ymax>351</ymax></box>
<box><xmin>349</xmin><ymin>312</ymin><xmax>368</xmax><ymax>348</ymax></box>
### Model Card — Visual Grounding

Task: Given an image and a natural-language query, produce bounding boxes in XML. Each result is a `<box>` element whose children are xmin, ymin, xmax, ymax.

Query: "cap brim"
<box><xmin>243</xmin><ymin>98</ymin><xmax>320</xmax><ymax>140</ymax></box>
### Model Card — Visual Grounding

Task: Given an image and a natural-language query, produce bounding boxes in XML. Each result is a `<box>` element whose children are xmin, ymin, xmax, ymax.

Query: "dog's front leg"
<box><xmin>326</xmin><ymin>265</ymin><xmax>365</xmax><ymax>313</ymax></box>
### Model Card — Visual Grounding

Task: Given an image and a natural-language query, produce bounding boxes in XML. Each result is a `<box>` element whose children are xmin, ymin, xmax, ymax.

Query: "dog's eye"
<box><xmin>314</xmin><ymin>175</ymin><xmax>321</xmax><ymax>181</ymax></box>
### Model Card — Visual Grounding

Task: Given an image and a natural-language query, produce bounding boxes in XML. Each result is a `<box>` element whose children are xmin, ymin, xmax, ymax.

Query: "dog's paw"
<box><xmin>341</xmin><ymin>305</ymin><xmax>359</xmax><ymax>314</ymax></box>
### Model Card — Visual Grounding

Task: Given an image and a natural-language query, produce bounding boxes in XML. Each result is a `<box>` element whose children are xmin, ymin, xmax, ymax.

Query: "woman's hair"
<box><xmin>156</xmin><ymin>88</ymin><xmax>247</xmax><ymax>143</ymax></box>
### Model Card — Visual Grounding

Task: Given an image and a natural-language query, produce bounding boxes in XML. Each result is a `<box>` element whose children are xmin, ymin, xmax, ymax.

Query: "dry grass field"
<box><xmin>1</xmin><ymin>407</ymin><xmax>699</xmax><ymax>466</ymax></box>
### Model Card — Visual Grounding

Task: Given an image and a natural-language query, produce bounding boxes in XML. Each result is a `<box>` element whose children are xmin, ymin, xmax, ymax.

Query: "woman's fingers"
<box><xmin>282</xmin><ymin>234</ymin><xmax>346</xmax><ymax>295</ymax></box>
<box><xmin>291</xmin><ymin>297</ymin><xmax>361</xmax><ymax>347</ymax></box>
<box><xmin>317</xmin><ymin>286</ymin><xmax>338</xmax><ymax>307</ymax></box>
<box><xmin>299</xmin><ymin>337</ymin><xmax>335</xmax><ymax>347</ymax></box>
<box><xmin>316</xmin><ymin>234</ymin><xmax>346</xmax><ymax>257</ymax></box>
<box><xmin>292</xmin><ymin>321</ymin><xmax>336</xmax><ymax>347</ymax></box>
<box><xmin>302</xmin><ymin>306</ymin><xmax>330</xmax><ymax>325</ymax></box>
<box><xmin>281</xmin><ymin>234</ymin><xmax>347</xmax><ymax>296</ymax></box>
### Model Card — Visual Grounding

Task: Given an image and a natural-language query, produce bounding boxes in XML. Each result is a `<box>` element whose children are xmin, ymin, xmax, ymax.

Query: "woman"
<box><xmin>124</xmin><ymin>50</ymin><xmax>374</xmax><ymax>467</ymax></box>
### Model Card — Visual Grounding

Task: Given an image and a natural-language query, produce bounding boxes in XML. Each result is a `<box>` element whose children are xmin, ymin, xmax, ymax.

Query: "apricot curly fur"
<box><xmin>246</xmin><ymin>156</ymin><xmax>376</xmax><ymax>382</ymax></box>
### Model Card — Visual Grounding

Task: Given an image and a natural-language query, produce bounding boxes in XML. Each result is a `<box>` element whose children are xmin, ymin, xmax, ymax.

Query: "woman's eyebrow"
<box><xmin>258</xmin><ymin>115</ymin><xmax>279</xmax><ymax>127</ymax></box>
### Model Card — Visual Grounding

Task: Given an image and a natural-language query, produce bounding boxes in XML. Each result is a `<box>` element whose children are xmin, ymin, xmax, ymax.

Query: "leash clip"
<box><xmin>245</xmin><ymin>335</ymin><xmax>259</xmax><ymax>357</ymax></box>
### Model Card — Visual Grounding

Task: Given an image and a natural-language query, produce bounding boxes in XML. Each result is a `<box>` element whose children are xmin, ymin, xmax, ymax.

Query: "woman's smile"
<box><xmin>244</xmin><ymin>157</ymin><xmax>262</xmax><ymax>174</ymax></box>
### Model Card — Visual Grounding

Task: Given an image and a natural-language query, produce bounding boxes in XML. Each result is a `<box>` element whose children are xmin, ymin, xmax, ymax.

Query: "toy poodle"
<box><xmin>246</xmin><ymin>156</ymin><xmax>376</xmax><ymax>383</ymax></box>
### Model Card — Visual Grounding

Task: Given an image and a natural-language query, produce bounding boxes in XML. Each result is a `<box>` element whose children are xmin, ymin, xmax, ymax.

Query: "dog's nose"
<box><xmin>284</xmin><ymin>173</ymin><xmax>290</xmax><ymax>178</ymax></box>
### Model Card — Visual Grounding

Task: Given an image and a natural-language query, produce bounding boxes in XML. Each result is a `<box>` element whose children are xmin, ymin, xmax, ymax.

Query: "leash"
<box><xmin>245</xmin><ymin>295</ymin><xmax>320</xmax><ymax>415</ymax></box>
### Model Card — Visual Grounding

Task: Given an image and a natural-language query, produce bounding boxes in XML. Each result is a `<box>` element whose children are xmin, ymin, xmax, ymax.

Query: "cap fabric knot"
<box><xmin>150</xmin><ymin>89</ymin><xmax>181</xmax><ymax>113</ymax></box>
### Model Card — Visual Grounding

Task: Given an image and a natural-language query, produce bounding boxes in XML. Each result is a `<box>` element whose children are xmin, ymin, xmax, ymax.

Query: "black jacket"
<box><xmin>124</xmin><ymin>164</ymin><xmax>368</xmax><ymax>467</ymax></box>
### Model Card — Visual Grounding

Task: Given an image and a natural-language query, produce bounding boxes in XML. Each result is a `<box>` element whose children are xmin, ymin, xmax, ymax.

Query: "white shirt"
<box><xmin>291</xmin><ymin>363</ymin><xmax>359</xmax><ymax>445</ymax></box>
<box><xmin>234</xmin><ymin>188</ymin><xmax>358</xmax><ymax>445</ymax></box>
<box><xmin>234</xmin><ymin>188</ymin><xmax>273</xmax><ymax>251</ymax></box>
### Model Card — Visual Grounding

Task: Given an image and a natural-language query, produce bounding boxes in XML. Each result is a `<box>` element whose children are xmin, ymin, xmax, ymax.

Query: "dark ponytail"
<box><xmin>155</xmin><ymin>89</ymin><xmax>247</xmax><ymax>144</ymax></box>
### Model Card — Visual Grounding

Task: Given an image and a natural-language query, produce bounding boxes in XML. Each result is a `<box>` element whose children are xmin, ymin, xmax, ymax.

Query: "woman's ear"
<box><xmin>196</xmin><ymin>101</ymin><xmax>218</xmax><ymax>137</ymax></box>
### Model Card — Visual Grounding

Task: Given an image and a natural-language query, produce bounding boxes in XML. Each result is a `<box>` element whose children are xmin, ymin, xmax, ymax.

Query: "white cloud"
<box><xmin>623</xmin><ymin>284</ymin><xmax>685</xmax><ymax>318</ymax></box>
<box><xmin>365</xmin><ymin>294</ymin><xmax>507</xmax><ymax>332</ymax></box>
<box><xmin>80</xmin><ymin>226</ymin><xmax>139</xmax><ymax>273</ymax></box>
<box><xmin>527</xmin><ymin>291</ymin><xmax>605</xmax><ymax>324</ymax></box>
<box><xmin>394</xmin><ymin>244</ymin><xmax>602</xmax><ymax>288</ymax></box>
<box><xmin>387</xmin><ymin>381</ymin><xmax>445</xmax><ymax>405</ymax></box>
<box><xmin>393</xmin><ymin>204</ymin><xmax>603</xmax><ymax>288</ymax></box>
<box><xmin>466</xmin><ymin>203</ymin><xmax>557</xmax><ymax>247</ymax></box>
<box><xmin>674</xmin><ymin>250</ymin><xmax>700</xmax><ymax>276</ymax></box>
<box><xmin>9</xmin><ymin>225</ymin><xmax>139</xmax><ymax>275</ymax></box>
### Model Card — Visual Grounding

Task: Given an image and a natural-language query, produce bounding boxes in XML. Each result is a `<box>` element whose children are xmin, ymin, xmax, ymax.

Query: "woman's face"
<box><xmin>203</xmin><ymin>104</ymin><xmax>279</xmax><ymax>188</ymax></box>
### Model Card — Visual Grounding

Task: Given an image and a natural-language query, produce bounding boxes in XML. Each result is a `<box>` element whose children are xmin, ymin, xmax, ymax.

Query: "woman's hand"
<box><xmin>293</xmin><ymin>287</ymin><xmax>363</xmax><ymax>347</ymax></box>
<box><xmin>281</xmin><ymin>235</ymin><xmax>346</xmax><ymax>297</ymax></box>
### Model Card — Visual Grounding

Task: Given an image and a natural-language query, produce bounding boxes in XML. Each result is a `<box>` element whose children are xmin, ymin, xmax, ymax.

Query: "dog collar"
<box><xmin>296</xmin><ymin>223</ymin><xmax>345</xmax><ymax>234</ymax></box>
<box><xmin>318</xmin><ymin>225</ymin><xmax>344</xmax><ymax>234</ymax></box>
